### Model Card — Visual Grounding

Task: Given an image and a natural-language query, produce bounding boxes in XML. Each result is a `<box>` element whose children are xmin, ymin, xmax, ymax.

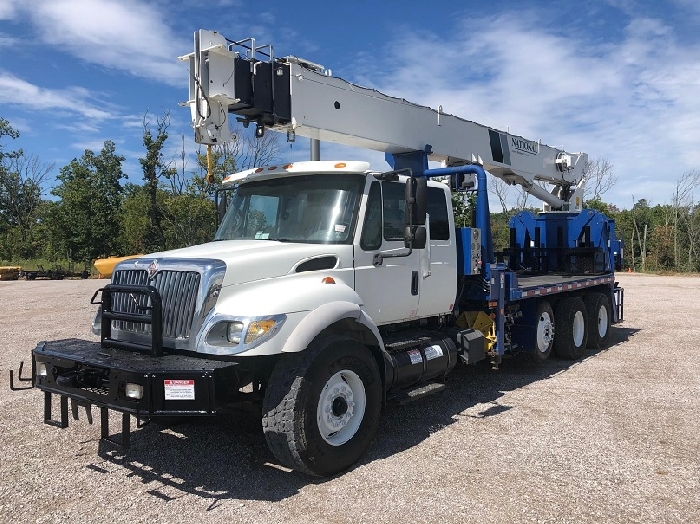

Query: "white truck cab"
<box><xmin>105</xmin><ymin>161</ymin><xmax>457</xmax><ymax>360</ymax></box>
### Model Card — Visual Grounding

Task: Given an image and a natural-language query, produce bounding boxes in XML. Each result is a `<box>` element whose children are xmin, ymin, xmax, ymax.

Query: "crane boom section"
<box><xmin>284</xmin><ymin>63</ymin><xmax>585</xmax><ymax>188</ymax></box>
<box><xmin>182</xmin><ymin>30</ymin><xmax>587</xmax><ymax>195</ymax></box>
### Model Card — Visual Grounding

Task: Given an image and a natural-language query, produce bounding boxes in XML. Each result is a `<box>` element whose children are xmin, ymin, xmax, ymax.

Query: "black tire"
<box><xmin>262</xmin><ymin>334</ymin><xmax>382</xmax><ymax>476</ymax></box>
<box><xmin>531</xmin><ymin>300</ymin><xmax>555</xmax><ymax>362</ymax></box>
<box><xmin>553</xmin><ymin>296</ymin><xmax>589</xmax><ymax>360</ymax></box>
<box><xmin>584</xmin><ymin>292</ymin><xmax>611</xmax><ymax>349</ymax></box>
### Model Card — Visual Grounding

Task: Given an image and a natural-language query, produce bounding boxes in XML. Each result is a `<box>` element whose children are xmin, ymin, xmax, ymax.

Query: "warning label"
<box><xmin>424</xmin><ymin>344</ymin><xmax>444</xmax><ymax>361</ymax></box>
<box><xmin>407</xmin><ymin>349</ymin><xmax>422</xmax><ymax>365</ymax></box>
<box><xmin>164</xmin><ymin>379</ymin><xmax>195</xmax><ymax>400</ymax></box>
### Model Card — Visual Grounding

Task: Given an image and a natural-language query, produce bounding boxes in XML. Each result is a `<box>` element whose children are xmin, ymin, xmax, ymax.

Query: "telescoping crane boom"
<box><xmin>181</xmin><ymin>29</ymin><xmax>587</xmax><ymax>210</ymax></box>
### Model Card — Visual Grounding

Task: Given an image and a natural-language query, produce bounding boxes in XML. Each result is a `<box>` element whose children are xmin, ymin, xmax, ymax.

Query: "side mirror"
<box><xmin>405</xmin><ymin>177</ymin><xmax>427</xmax><ymax>226</ymax></box>
<box><xmin>404</xmin><ymin>177</ymin><xmax>427</xmax><ymax>249</ymax></box>
<box><xmin>405</xmin><ymin>225</ymin><xmax>426</xmax><ymax>250</ymax></box>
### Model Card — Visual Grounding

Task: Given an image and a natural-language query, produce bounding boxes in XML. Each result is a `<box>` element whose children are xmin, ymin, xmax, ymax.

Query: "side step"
<box><xmin>388</xmin><ymin>382</ymin><xmax>446</xmax><ymax>405</ymax></box>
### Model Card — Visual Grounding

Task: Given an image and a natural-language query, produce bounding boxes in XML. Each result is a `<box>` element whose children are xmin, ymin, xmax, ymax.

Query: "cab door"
<box><xmin>354</xmin><ymin>180</ymin><xmax>420</xmax><ymax>325</ymax></box>
<box><xmin>416</xmin><ymin>186</ymin><xmax>458</xmax><ymax>317</ymax></box>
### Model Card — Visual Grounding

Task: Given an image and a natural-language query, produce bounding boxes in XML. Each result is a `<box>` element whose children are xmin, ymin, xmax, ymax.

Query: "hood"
<box><xmin>147</xmin><ymin>240</ymin><xmax>343</xmax><ymax>286</ymax></box>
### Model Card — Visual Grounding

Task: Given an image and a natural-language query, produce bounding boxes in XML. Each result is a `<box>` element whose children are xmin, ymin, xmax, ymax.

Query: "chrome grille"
<box><xmin>112</xmin><ymin>269</ymin><xmax>201</xmax><ymax>340</ymax></box>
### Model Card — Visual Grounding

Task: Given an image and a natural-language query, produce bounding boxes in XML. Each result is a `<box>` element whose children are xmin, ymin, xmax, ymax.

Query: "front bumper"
<box><xmin>33</xmin><ymin>338</ymin><xmax>243</xmax><ymax>418</ymax></box>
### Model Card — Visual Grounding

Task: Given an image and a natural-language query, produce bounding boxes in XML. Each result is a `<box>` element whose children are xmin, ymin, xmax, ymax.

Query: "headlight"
<box><xmin>125</xmin><ymin>383</ymin><xmax>144</xmax><ymax>399</ymax></box>
<box><xmin>205</xmin><ymin>315</ymin><xmax>286</xmax><ymax>352</ymax></box>
<box><xmin>36</xmin><ymin>362</ymin><xmax>48</xmax><ymax>377</ymax></box>
<box><xmin>227</xmin><ymin>321</ymin><xmax>244</xmax><ymax>343</ymax></box>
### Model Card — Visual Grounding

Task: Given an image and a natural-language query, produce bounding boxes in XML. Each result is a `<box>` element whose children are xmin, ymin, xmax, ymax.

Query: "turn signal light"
<box><xmin>245</xmin><ymin>320</ymin><xmax>277</xmax><ymax>344</ymax></box>
<box><xmin>321</xmin><ymin>277</ymin><xmax>336</xmax><ymax>284</ymax></box>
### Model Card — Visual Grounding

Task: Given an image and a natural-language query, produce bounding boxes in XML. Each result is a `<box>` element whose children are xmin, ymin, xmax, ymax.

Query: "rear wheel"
<box><xmin>262</xmin><ymin>334</ymin><xmax>382</xmax><ymax>476</ymax></box>
<box><xmin>553</xmin><ymin>297</ymin><xmax>588</xmax><ymax>360</ymax></box>
<box><xmin>584</xmin><ymin>293</ymin><xmax>611</xmax><ymax>349</ymax></box>
<box><xmin>532</xmin><ymin>300</ymin><xmax>555</xmax><ymax>361</ymax></box>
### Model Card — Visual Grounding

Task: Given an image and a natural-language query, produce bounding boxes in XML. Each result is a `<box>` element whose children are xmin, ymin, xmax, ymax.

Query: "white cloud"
<box><xmin>0</xmin><ymin>32</ymin><xmax>17</xmax><ymax>46</ymax></box>
<box><xmin>15</xmin><ymin>0</ymin><xmax>186</xmax><ymax>86</ymax></box>
<box><xmin>121</xmin><ymin>116</ymin><xmax>148</xmax><ymax>130</ymax></box>
<box><xmin>350</xmin><ymin>13</ymin><xmax>700</xmax><ymax>207</ymax></box>
<box><xmin>5</xmin><ymin>115</ymin><xmax>31</xmax><ymax>134</ymax></box>
<box><xmin>0</xmin><ymin>71</ymin><xmax>114</xmax><ymax>120</ymax></box>
<box><xmin>0</xmin><ymin>0</ymin><xmax>16</xmax><ymax>20</ymax></box>
<box><xmin>671</xmin><ymin>0</ymin><xmax>700</xmax><ymax>17</ymax></box>
<box><xmin>70</xmin><ymin>139</ymin><xmax>112</xmax><ymax>152</ymax></box>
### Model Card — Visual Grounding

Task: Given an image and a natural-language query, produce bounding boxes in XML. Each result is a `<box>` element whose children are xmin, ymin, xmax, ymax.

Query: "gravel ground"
<box><xmin>0</xmin><ymin>273</ymin><xmax>698</xmax><ymax>523</ymax></box>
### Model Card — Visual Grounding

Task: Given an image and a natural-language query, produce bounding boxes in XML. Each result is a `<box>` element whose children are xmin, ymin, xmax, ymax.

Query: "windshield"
<box><xmin>215</xmin><ymin>173</ymin><xmax>366</xmax><ymax>244</ymax></box>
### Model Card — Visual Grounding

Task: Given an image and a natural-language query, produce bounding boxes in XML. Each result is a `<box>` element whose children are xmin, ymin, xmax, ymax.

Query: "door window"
<box><xmin>360</xmin><ymin>182</ymin><xmax>382</xmax><ymax>251</ymax></box>
<box><xmin>382</xmin><ymin>182</ymin><xmax>406</xmax><ymax>241</ymax></box>
<box><xmin>427</xmin><ymin>187</ymin><xmax>450</xmax><ymax>240</ymax></box>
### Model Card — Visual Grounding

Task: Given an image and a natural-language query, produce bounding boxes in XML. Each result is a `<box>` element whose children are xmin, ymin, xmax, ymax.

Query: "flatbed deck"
<box><xmin>512</xmin><ymin>273</ymin><xmax>615</xmax><ymax>300</ymax></box>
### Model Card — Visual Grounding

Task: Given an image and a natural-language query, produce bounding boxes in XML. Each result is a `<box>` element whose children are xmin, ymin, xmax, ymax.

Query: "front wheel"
<box><xmin>262</xmin><ymin>334</ymin><xmax>382</xmax><ymax>476</ymax></box>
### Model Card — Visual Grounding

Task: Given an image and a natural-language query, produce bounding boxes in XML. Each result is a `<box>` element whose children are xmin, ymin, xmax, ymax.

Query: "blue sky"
<box><xmin>1</xmin><ymin>0</ymin><xmax>699</xmax><ymax>210</ymax></box>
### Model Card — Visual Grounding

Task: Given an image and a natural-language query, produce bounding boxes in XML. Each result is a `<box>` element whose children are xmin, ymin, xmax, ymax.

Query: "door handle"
<box><xmin>411</xmin><ymin>271</ymin><xmax>419</xmax><ymax>296</ymax></box>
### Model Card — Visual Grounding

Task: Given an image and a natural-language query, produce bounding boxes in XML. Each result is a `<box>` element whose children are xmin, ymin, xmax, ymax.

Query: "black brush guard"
<box><xmin>30</xmin><ymin>284</ymin><xmax>241</xmax><ymax>448</ymax></box>
<box><xmin>95</xmin><ymin>283</ymin><xmax>164</xmax><ymax>356</ymax></box>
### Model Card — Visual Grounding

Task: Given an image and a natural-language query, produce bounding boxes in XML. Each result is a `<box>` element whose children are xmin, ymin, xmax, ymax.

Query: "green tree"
<box><xmin>452</xmin><ymin>192</ymin><xmax>474</xmax><ymax>228</ymax></box>
<box><xmin>51</xmin><ymin>141</ymin><xmax>126</xmax><ymax>263</ymax></box>
<box><xmin>0</xmin><ymin>117</ymin><xmax>21</xmax><ymax>162</ymax></box>
<box><xmin>649</xmin><ymin>224</ymin><xmax>674</xmax><ymax>270</ymax></box>
<box><xmin>0</xmin><ymin>118</ymin><xmax>22</xmax><ymax>257</ymax></box>
<box><xmin>140</xmin><ymin>111</ymin><xmax>174</xmax><ymax>252</ymax></box>
<box><xmin>118</xmin><ymin>184</ymin><xmax>150</xmax><ymax>255</ymax></box>
<box><xmin>162</xmin><ymin>193</ymin><xmax>216</xmax><ymax>249</ymax></box>
<box><xmin>0</xmin><ymin>119</ymin><xmax>54</xmax><ymax>260</ymax></box>
<box><xmin>585</xmin><ymin>197</ymin><xmax>611</xmax><ymax>214</ymax></box>
<box><xmin>191</xmin><ymin>125</ymin><xmax>282</xmax><ymax>194</ymax></box>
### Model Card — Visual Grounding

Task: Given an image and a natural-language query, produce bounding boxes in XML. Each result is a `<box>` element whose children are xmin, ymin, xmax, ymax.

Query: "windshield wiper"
<box><xmin>211</xmin><ymin>237</ymin><xmax>299</xmax><ymax>242</ymax></box>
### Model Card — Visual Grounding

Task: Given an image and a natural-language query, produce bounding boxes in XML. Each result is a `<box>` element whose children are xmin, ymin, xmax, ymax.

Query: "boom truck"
<box><xmin>22</xmin><ymin>30</ymin><xmax>624</xmax><ymax>476</ymax></box>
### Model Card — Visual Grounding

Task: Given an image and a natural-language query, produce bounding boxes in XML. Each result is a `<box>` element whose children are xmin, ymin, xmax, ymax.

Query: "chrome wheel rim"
<box><xmin>536</xmin><ymin>311</ymin><xmax>554</xmax><ymax>352</ymax></box>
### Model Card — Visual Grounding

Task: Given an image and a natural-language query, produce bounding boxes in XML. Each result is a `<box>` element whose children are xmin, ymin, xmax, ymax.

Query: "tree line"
<box><xmin>1</xmin><ymin>114</ymin><xmax>699</xmax><ymax>273</ymax></box>
<box><xmin>0</xmin><ymin>114</ymin><xmax>281</xmax><ymax>268</ymax></box>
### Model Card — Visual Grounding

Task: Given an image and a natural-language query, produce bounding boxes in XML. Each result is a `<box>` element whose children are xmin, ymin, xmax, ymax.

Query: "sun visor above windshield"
<box><xmin>222</xmin><ymin>160</ymin><xmax>371</xmax><ymax>186</ymax></box>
